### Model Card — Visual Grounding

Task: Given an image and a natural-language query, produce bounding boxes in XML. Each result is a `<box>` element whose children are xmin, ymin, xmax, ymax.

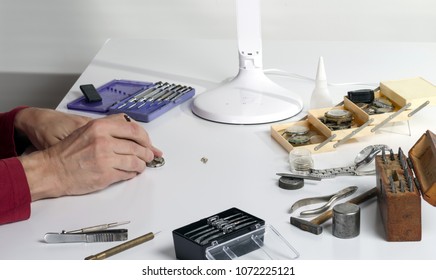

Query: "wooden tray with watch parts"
<box><xmin>271</xmin><ymin>76</ymin><xmax>435</xmax><ymax>154</ymax></box>
<box><xmin>376</xmin><ymin>130</ymin><xmax>436</xmax><ymax>241</ymax></box>
<box><xmin>345</xmin><ymin>77</ymin><xmax>436</xmax><ymax>126</ymax></box>
<box><xmin>270</xmin><ymin>119</ymin><xmax>336</xmax><ymax>154</ymax></box>
<box><xmin>380</xmin><ymin>77</ymin><xmax>436</xmax><ymax>111</ymax></box>
<box><xmin>345</xmin><ymin>90</ymin><xmax>410</xmax><ymax>126</ymax></box>
<box><xmin>271</xmin><ymin>100</ymin><xmax>371</xmax><ymax>154</ymax></box>
<box><xmin>307</xmin><ymin>98</ymin><xmax>374</xmax><ymax>142</ymax></box>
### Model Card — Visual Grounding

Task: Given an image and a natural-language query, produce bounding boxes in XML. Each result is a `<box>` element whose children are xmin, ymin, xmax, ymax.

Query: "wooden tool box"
<box><xmin>375</xmin><ymin>130</ymin><xmax>436</xmax><ymax>241</ymax></box>
<box><xmin>271</xmin><ymin>77</ymin><xmax>436</xmax><ymax>154</ymax></box>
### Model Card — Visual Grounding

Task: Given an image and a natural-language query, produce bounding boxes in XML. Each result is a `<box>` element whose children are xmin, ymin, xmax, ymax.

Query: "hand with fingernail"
<box><xmin>19</xmin><ymin>113</ymin><xmax>163</xmax><ymax>200</ymax></box>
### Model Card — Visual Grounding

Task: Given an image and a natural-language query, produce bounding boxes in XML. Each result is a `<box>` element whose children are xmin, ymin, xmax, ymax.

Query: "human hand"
<box><xmin>20</xmin><ymin>114</ymin><xmax>163</xmax><ymax>200</ymax></box>
<box><xmin>14</xmin><ymin>107</ymin><xmax>91</xmax><ymax>150</ymax></box>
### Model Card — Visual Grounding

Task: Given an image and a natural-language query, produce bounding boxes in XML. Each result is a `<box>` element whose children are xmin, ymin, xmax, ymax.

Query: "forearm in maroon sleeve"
<box><xmin>0</xmin><ymin>107</ymin><xmax>31</xmax><ymax>224</ymax></box>
<box><xmin>0</xmin><ymin>158</ymin><xmax>31</xmax><ymax>225</ymax></box>
<box><xmin>0</xmin><ymin>106</ymin><xmax>29</xmax><ymax>158</ymax></box>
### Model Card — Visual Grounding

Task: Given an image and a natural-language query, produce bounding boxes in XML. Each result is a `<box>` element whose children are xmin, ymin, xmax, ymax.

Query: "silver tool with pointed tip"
<box><xmin>43</xmin><ymin>221</ymin><xmax>130</xmax><ymax>243</ymax></box>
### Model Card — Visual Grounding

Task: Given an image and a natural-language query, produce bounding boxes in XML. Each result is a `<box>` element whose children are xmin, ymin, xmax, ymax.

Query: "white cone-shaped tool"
<box><xmin>309</xmin><ymin>56</ymin><xmax>332</xmax><ymax>109</ymax></box>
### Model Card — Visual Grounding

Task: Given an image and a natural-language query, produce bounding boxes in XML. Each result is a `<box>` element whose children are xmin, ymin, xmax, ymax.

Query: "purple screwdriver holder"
<box><xmin>67</xmin><ymin>79</ymin><xmax>195</xmax><ymax>122</ymax></box>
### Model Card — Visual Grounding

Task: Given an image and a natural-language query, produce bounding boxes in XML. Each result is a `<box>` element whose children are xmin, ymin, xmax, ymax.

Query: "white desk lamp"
<box><xmin>191</xmin><ymin>0</ymin><xmax>303</xmax><ymax>124</ymax></box>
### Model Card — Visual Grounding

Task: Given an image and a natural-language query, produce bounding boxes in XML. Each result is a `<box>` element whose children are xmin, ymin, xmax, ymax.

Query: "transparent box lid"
<box><xmin>205</xmin><ymin>224</ymin><xmax>299</xmax><ymax>260</ymax></box>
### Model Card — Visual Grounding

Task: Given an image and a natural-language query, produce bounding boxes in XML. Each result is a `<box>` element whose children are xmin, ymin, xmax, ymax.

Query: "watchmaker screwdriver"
<box><xmin>85</xmin><ymin>231</ymin><xmax>160</xmax><ymax>260</ymax></box>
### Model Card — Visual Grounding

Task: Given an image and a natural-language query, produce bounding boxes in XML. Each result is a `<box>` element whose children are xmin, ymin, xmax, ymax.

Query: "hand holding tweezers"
<box><xmin>289</xmin><ymin>186</ymin><xmax>358</xmax><ymax>216</ymax></box>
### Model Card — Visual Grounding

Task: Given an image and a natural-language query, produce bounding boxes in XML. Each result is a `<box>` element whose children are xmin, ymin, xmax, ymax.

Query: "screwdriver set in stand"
<box><xmin>376</xmin><ymin>130</ymin><xmax>436</xmax><ymax>241</ymax></box>
<box><xmin>67</xmin><ymin>79</ymin><xmax>195</xmax><ymax>122</ymax></box>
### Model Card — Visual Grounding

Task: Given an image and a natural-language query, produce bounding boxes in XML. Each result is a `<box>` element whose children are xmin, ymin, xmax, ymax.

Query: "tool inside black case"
<box><xmin>172</xmin><ymin>207</ymin><xmax>299</xmax><ymax>260</ymax></box>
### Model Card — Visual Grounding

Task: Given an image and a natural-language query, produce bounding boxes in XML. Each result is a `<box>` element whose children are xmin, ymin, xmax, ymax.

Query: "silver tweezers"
<box><xmin>44</xmin><ymin>221</ymin><xmax>129</xmax><ymax>243</ymax></box>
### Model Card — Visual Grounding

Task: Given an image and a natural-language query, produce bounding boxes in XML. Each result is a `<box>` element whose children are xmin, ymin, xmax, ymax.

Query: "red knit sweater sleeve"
<box><xmin>0</xmin><ymin>107</ymin><xmax>31</xmax><ymax>225</ymax></box>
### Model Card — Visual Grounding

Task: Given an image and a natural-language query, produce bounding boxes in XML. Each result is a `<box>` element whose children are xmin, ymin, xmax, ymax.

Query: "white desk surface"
<box><xmin>2</xmin><ymin>39</ymin><xmax>436</xmax><ymax>260</ymax></box>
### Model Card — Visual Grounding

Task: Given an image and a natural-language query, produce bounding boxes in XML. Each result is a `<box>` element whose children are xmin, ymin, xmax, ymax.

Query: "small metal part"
<box><xmin>389</xmin><ymin>175</ymin><xmax>396</xmax><ymax>193</ymax></box>
<box><xmin>373</xmin><ymin>107</ymin><xmax>394</xmax><ymax>114</ymax></box>
<box><xmin>408</xmin><ymin>175</ymin><xmax>414</xmax><ymax>192</ymax></box>
<box><xmin>278</xmin><ymin>176</ymin><xmax>304</xmax><ymax>190</ymax></box>
<box><xmin>170</xmin><ymin>86</ymin><xmax>193</xmax><ymax>102</ymax></box>
<box><xmin>188</xmin><ymin>225</ymin><xmax>218</xmax><ymax>240</ymax></box>
<box><xmin>276</xmin><ymin>173</ymin><xmax>322</xmax><ymax>181</ymax></box>
<box><xmin>155</xmin><ymin>87</ymin><xmax>180</xmax><ymax>103</ymax></box>
<box><xmin>65</xmin><ymin>221</ymin><xmax>130</xmax><ymax>234</ymax></box>
<box><xmin>373</xmin><ymin>97</ymin><xmax>394</xmax><ymax>109</ymax></box>
<box><xmin>371</xmin><ymin>103</ymin><xmax>412</xmax><ymax>132</ymax></box>
<box><xmin>189</xmin><ymin>215</ymin><xmax>247</xmax><ymax>239</ymax></box>
<box><xmin>207</xmin><ymin>215</ymin><xmax>220</xmax><ymax>224</ymax></box>
<box><xmin>398</xmin><ymin>147</ymin><xmax>404</xmax><ymax>162</ymax></box>
<box><xmin>408</xmin><ymin>100</ymin><xmax>430</xmax><ymax>117</ymax></box>
<box><xmin>332</xmin><ymin>203</ymin><xmax>360</xmax><ymax>239</ymax></box>
<box><xmin>282</xmin><ymin>125</ymin><xmax>309</xmax><ymax>136</ymax></box>
<box><xmin>382</xmin><ymin>148</ymin><xmax>387</xmax><ymax>164</ymax></box>
<box><xmin>399</xmin><ymin>154</ymin><xmax>407</xmax><ymax>170</ymax></box>
<box><xmin>314</xmin><ymin>133</ymin><xmax>336</xmax><ymax>151</ymax></box>
<box><xmin>324</xmin><ymin>109</ymin><xmax>353</xmax><ymax>124</ymax></box>
<box><xmin>136</xmin><ymin>83</ymin><xmax>172</xmax><ymax>108</ymax></box>
<box><xmin>404</xmin><ymin>168</ymin><xmax>410</xmax><ymax>180</ymax></box>
<box><xmin>309</xmin><ymin>166</ymin><xmax>357</xmax><ymax>178</ymax></box>
<box><xmin>200</xmin><ymin>157</ymin><xmax>208</xmax><ymax>164</ymax></box>
<box><xmin>128</xmin><ymin>82</ymin><xmax>168</xmax><ymax>109</ymax></box>
<box><xmin>160</xmin><ymin>86</ymin><xmax>186</xmax><ymax>102</ymax></box>
<box><xmin>389</xmin><ymin>149</ymin><xmax>395</xmax><ymax>161</ymax></box>
<box><xmin>199</xmin><ymin>221</ymin><xmax>259</xmax><ymax>245</ymax></box>
<box><xmin>364</xmin><ymin>106</ymin><xmax>376</xmax><ymax>115</ymax></box>
<box><xmin>186</xmin><ymin>216</ymin><xmax>218</xmax><ymax>235</ymax></box>
<box><xmin>194</xmin><ymin>217</ymin><xmax>253</xmax><ymax>243</ymax></box>
<box><xmin>146</xmin><ymin>156</ymin><xmax>165</xmax><ymax>168</ymax></box>
<box><xmin>333</xmin><ymin>118</ymin><xmax>373</xmax><ymax>148</ymax></box>
<box><xmin>289</xmin><ymin>186</ymin><xmax>358</xmax><ymax>215</ymax></box>
<box><xmin>288</xmin><ymin>135</ymin><xmax>310</xmax><ymax>146</ymax></box>
<box><xmin>148</xmin><ymin>84</ymin><xmax>178</xmax><ymax>102</ymax></box>
<box><xmin>184</xmin><ymin>213</ymin><xmax>241</xmax><ymax>237</ymax></box>
<box><xmin>116</xmin><ymin>82</ymin><xmax>163</xmax><ymax>109</ymax></box>
<box><xmin>399</xmin><ymin>180</ymin><xmax>405</xmax><ymax>193</ymax></box>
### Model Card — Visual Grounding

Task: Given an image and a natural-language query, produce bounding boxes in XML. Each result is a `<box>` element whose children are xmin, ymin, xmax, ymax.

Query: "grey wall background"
<box><xmin>1</xmin><ymin>0</ymin><xmax>435</xmax><ymax>111</ymax></box>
